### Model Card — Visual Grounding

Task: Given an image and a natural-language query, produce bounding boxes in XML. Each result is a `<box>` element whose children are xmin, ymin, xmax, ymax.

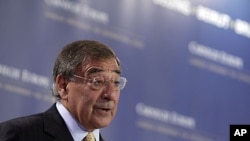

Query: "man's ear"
<box><xmin>56</xmin><ymin>75</ymin><xmax>69</xmax><ymax>100</ymax></box>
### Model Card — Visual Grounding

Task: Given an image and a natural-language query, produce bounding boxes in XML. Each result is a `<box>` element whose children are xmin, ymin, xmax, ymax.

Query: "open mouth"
<box><xmin>95</xmin><ymin>108</ymin><xmax>111</xmax><ymax>116</ymax></box>
<box><xmin>100</xmin><ymin>108</ymin><xmax>110</xmax><ymax>112</ymax></box>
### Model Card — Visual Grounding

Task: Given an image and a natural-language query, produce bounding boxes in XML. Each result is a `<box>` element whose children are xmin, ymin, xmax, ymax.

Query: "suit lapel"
<box><xmin>43</xmin><ymin>104</ymin><xmax>74</xmax><ymax>141</ymax></box>
<box><xmin>100</xmin><ymin>134</ymin><xmax>105</xmax><ymax>141</ymax></box>
<box><xmin>42</xmin><ymin>104</ymin><xmax>106</xmax><ymax>141</ymax></box>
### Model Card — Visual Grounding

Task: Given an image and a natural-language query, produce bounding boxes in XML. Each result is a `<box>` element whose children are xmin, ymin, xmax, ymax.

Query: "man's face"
<box><xmin>60</xmin><ymin>58</ymin><xmax>121</xmax><ymax>130</ymax></box>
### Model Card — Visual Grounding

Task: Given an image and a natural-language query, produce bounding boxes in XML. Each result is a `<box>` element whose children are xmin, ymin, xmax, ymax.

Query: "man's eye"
<box><xmin>113</xmin><ymin>80</ymin><xmax>120</xmax><ymax>86</ymax></box>
<box><xmin>93</xmin><ymin>79</ymin><xmax>104</xmax><ymax>86</ymax></box>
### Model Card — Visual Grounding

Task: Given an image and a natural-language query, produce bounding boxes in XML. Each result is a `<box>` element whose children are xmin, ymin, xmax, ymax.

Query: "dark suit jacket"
<box><xmin>0</xmin><ymin>104</ymin><xmax>105</xmax><ymax>141</ymax></box>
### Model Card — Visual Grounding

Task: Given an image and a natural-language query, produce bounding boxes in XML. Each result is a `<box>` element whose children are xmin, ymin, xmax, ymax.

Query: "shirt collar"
<box><xmin>56</xmin><ymin>102</ymin><xmax>100</xmax><ymax>141</ymax></box>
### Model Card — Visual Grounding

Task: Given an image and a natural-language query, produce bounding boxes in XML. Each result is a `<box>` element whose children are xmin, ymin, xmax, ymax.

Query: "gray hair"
<box><xmin>52</xmin><ymin>40</ymin><xmax>120</xmax><ymax>99</ymax></box>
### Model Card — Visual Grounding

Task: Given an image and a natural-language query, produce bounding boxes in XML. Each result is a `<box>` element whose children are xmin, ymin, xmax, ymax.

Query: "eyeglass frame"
<box><xmin>71</xmin><ymin>74</ymin><xmax>127</xmax><ymax>91</ymax></box>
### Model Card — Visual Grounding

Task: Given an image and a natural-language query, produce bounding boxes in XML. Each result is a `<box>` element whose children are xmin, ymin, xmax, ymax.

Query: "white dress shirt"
<box><xmin>56</xmin><ymin>102</ymin><xmax>100</xmax><ymax>141</ymax></box>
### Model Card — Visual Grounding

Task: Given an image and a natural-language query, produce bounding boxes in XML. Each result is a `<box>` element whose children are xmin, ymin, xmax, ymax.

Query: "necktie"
<box><xmin>84</xmin><ymin>132</ymin><xmax>96</xmax><ymax>141</ymax></box>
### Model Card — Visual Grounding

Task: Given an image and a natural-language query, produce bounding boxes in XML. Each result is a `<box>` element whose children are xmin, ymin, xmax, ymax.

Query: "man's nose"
<box><xmin>102</xmin><ymin>82</ymin><xmax>118</xmax><ymax>99</ymax></box>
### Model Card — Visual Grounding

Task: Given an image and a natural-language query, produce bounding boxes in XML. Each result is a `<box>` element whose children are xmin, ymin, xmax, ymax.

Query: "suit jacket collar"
<box><xmin>43</xmin><ymin>104</ymin><xmax>74</xmax><ymax>141</ymax></box>
<box><xmin>42</xmin><ymin>103</ymin><xmax>105</xmax><ymax>141</ymax></box>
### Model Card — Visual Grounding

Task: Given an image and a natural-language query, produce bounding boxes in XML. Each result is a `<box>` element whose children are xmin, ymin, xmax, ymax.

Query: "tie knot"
<box><xmin>84</xmin><ymin>132</ymin><xmax>96</xmax><ymax>141</ymax></box>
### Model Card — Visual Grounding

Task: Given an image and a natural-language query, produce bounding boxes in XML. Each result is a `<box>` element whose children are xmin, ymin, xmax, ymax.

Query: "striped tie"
<box><xmin>84</xmin><ymin>132</ymin><xmax>96</xmax><ymax>141</ymax></box>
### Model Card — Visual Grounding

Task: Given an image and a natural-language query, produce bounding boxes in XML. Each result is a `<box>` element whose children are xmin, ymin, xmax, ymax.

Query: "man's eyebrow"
<box><xmin>86</xmin><ymin>68</ymin><xmax>121</xmax><ymax>75</ymax></box>
<box><xmin>113</xmin><ymin>69</ymin><xmax>121</xmax><ymax>75</ymax></box>
<box><xmin>86</xmin><ymin>68</ymin><xmax>103</xmax><ymax>75</ymax></box>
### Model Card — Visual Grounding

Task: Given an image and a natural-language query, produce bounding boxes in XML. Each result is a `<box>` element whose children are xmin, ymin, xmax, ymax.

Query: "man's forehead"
<box><xmin>81</xmin><ymin>58</ymin><xmax>121</xmax><ymax>74</ymax></box>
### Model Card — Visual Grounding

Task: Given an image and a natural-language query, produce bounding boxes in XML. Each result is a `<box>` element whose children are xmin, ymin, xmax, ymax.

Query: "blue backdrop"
<box><xmin>1</xmin><ymin>0</ymin><xmax>250</xmax><ymax>140</ymax></box>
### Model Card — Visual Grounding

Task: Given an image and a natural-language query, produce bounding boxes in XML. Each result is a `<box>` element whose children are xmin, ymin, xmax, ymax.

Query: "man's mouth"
<box><xmin>94</xmin><ymin>102</ymin><xmax>114</xmax><ymax>114</ymax></box>
<box><xmin>95</xmin><ymin>107</ymin><xmax>112</xmax><ymax>116</ymax></box>
<box><xmin>100</xmin><ymin>108</ymin><xmax>110</xmax><ymax>112</ymax></box>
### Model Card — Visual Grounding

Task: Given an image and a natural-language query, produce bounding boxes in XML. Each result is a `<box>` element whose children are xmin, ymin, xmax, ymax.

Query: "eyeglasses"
<box><xmin>72</xmin><ymin>74</ymin><xmax>127</xmax><ymax>90</ymax></box>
